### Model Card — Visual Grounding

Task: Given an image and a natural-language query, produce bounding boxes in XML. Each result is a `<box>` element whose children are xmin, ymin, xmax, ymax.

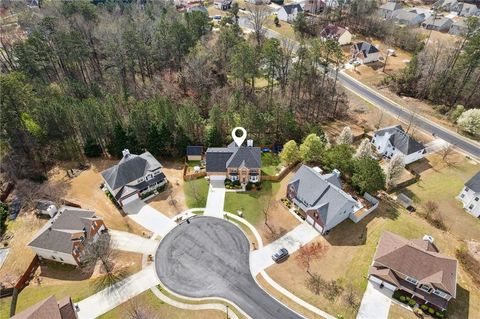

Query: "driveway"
<box><xmin>250</xmin><ymin>223</ymin><xmax>319</xmax><ymax>275</ymax></box>
<box><xmin>76</xmin><ymin>266</ymin><xmax>159</xmax><ymax>319</ymax></box>
<box><xmin>123</xmin><ymin>199</ymin><xmax>176</xmax><ymax>236</ymax></box>
<box><xmin>357</xmin><ymin>281</ymin><xmax>393</xmax><ymax>319</ymax></box>
<box><xmin>155</xmin><ymin>216</ymin><xmax>304</xmax><ymax>319</ymax></box>
<box><xmin>204</xmin><ymin>178</ymin><xmax>226</xmax><ymax>219</ymax></box>
<box><xmin>109</xmin><ymin>230</ymin><xmax>158</xmax><ymax>255</ymax></box>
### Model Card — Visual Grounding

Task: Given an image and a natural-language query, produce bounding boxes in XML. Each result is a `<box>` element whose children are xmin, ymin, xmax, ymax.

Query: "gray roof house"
<box><xmin>287</xmin><ymin>165</ymin><xmax>376</xmax><ymax>234</ymax></box>
<box><xmin>28</xmin><ymin>206</ymin><xmax>107</xmax><ymax>265</ymax></box>
<box><xmin>433</xmin><ymin>0</ymin><xmax>460</xmax><ymax>11</ymax></box>
<box><xmin>101</xmin><ymin>149</ymin><xmax>166</xmax><ymax>206</ymax></box>
<box><xmin>422</xmin><ymin>15</ymin><xmax>454</xmax><ymax>32</ymax></box>
<box><xmin>378</xmin><ymin>1</ymin><xmax>403</xmax><ymax>18</ymax></box>
<box><xmin>391</xmin><ymin>9</ymin><xmax>426</xmax><ymax>25</ymax></box>
<box><xmin>206</xmin><ymin>141</ymin><xmax>261</xmax><ymax>184</ymax></box>
<box><xmin>372</xmin><ymin>125</ymin><xmax>426</xmax><ymax>164</ymax></box>
<box><xmin>278</xmin><ymin>4</ymin><xmax>303</xmax><ymax>23</ymax></box>
<box><xmin>457</xmin><ymin>3</ymin><xmax>480</xmax><ymax>16</ymax></box>
<box><xmin>449</xmin><ymin>19</ymin><xmax>468</xmax><ymax>35</ymax></box>
<box><xmin>351</xmin><ymin>41</ymin><xmax>381</xmax><ymax>63</ymax></box>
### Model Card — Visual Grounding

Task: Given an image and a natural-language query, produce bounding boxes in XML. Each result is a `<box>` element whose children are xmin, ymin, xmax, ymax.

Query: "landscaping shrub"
<box><xmin>246</xmin><ymin>183</ymin><xmax>253</xmax><ymax>191</ymax></box>
<box><xmin>420</xmin><ymin>304</ymin><xmax>428</xmax><ymax>311</ymax></box>
<box><xmin>408</xmin><ymin>299</ymin><xmax>416</xmax><ymax>307</ymax></box>
<box><xmin>435</xmin><ymin>311</ymin><xmax>445</xmax><ymax>318</ymax></box>
<box><xmin>428</xmin><ymin>307</ymin><xmax>435</xmax><ymax>315</ymax></box>
<box><xmin>0</xmin><ymin>202</ymin><xmax>8</xmax><ymax>235</ymax></box>
<box><xmin>399</xmin><ymin>296</ymin><xmax>406</xmax><ymax>303</ymax></box>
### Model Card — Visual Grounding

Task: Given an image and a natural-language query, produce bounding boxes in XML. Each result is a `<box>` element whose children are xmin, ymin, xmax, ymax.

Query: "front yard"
<box><xmin>184</xmin><ymin>178</ymin><xmax>209</xmax><ymax>209</ymax></box>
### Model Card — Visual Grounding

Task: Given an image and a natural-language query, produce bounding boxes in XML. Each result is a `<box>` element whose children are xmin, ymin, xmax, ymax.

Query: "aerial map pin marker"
<box><xmin>232</xmin><ymin>127</ymin><xmax>247</xmax><ymax>147</ymax></box>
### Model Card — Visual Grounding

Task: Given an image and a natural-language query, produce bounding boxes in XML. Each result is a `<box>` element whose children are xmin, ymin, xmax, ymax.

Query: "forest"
<box><xmin>0</xmin><ymin>0</ymin><xmax>349</xmax><ymax>180</ymax></box>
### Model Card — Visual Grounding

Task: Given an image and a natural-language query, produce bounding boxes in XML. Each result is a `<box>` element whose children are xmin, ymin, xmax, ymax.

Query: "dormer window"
<box><xmin>433</xmin><ymin>289</ymin><xmax>449</xmax><ymax>299</ymax></box>
<box><xmin>406</xmin><ymin>276</ymin><xmax>418</xmax><ymax>285</ymax></box>
<box><xmin>419</xmin><ymin>284</ymin><xmax>432</xmax><ymax>293</ymax></box>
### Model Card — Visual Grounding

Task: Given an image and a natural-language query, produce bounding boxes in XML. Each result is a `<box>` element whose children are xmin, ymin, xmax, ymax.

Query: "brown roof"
<box><xmin>320</xmin><ymin>24</ymin><xmax>348</xmax><ymax>40</ymax></box>
<box><xmin>58</xmin><ymin>297</ymin><xmax>77</xmax><ymax>319</ymax></box>
<box><xmin>372</xmin><ymin>232</ymin><xmax>457</xmax><ymax>297</ymax></box>
<box><xmin>11</xmin><ymin>296</ymin><xmax>62</xmax><ymax>319</ymax></box>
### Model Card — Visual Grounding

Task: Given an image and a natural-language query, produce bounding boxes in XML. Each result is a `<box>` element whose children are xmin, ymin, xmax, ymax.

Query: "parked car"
<box><xmin>272</xmin><ymin>248</ymin><xmax>289</xmax><ymax>262</ymax></box>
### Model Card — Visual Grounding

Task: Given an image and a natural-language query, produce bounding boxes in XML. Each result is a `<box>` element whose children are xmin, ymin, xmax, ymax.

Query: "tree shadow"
<box><xmin>36</xmin><ymin>260</ymin><xmax>94</xmax><ymax>281</ymax></box>
<box><xmin>448</xmin><ymin>284</ymin><xmax>469</xmax><ymax>319</ymax></box>
<box><xmin>407</xmin><ymin>158</ymin><xmax>433</xmax><ymax>175</ymax></box>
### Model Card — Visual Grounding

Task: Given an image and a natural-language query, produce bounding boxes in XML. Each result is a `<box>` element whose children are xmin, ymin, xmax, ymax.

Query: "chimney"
<box><xmin>423</xmin><ymin>235</ymin><xmax>434</xmax><ymax>244</ymax></box>
<box><xmin>247</xmin><ymin>139</ymin><xmax>253</xmax><ymax>147</ymax></box>
<box><xmin>122</xmin><ymin>149</ymin><xmax>130</xmax><ymax>158</ymax></box>
<box><xmin>332</xmin><ymin>169</ymin><xmax>341</xmax><ymax>178</ymax></box>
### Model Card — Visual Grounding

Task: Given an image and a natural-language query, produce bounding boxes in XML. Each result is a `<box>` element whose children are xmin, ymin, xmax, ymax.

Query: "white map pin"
<box><xmin>232</xmin><ymin>127</ymin><xmax>247</xmax><ymax>147</ymax></box>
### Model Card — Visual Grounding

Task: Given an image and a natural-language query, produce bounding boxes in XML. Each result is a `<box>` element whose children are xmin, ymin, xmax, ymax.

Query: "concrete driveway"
<box><xmin>109</xmin><ymin>230</ymin><xmax>158</xmax><ymax>255</ymax></box>
<box><xmin>123</xmin><ymin>199</ymin><xmax>176</xmax><ymax>236</ymax></box>
<box><xmin>357</xmin><ymin>281</ymin><xmax>393</xmax><ymax>319</ymax></box>
<box><xmin>204</xmin><ymin>178</ymin><xmax>226</xmax><ymax>219</ymax></box>
<box><xmin>250</xmin><ymin>223</ymin><xmax>319</xmax><ymax>275</ymax></box>
<box><xmin>155</xmin><ymin>216</ymin><xmax>303</xmax><ymax>319</ymax></box>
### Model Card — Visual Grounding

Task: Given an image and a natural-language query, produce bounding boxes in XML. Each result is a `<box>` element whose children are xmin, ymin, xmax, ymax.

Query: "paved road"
<box><xmin>155</xmin><ymin>216</ymin><xmax>304</xmax><ymax>319</ymax></box>
<box><xmin>237</xmin><ymin>18</ymin><xmax>480</xmax><ymax>160</ymax></box>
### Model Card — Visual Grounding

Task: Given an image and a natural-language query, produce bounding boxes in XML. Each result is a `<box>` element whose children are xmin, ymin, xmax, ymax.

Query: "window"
<box><xmin>59</xmin><ymin>257</ymin><xmax>64</xmax><ymax>261</ymax></box>
<box><xmin>433</xmin><ymin>289</ymin><xmax>449</xmax><ymax>299</ymax></box>
<box><xmin>419</xmin><ymin>284</ymin><xmax>432</xmax><ymax>293</ymax></box>
<box><xmin>469</xmin><ymin>204</ymin><xmax>474</xmax><ymax>210</ymax></box>
<box><xmin>406</xmin><ymin>277</ymin><xmax>418</xmax><ymax>285</ymax></box>
<box><xmin>475</xmin><ymin>197</ymin><xmax>479</xmax><ymax>202</ymax></box>
<box><xmin>51</xmin><ymin>256</ymin><xmax>56</xmax><ymax>260</ymax></box>
<box><xmin>460</xmin><ymin>193</ymin><xmax>465</xmax><ymax>198</ymax></box>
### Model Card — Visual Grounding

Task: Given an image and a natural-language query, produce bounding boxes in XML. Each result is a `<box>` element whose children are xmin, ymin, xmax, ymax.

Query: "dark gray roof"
<box><xmin>206</xmin><ymin>144</ymin><xmax>261</xmax><ymax>172</ymax></box>
<box><xmin>114</xmin><ymin>172</ymin><xmax>166</xmax><ymax>200</ymax></box>
<box><xmin>379</xmin><ymin>1</ymin><xmax>402</xmax><ymax>11</ymax></box>
<box><xmin>101</xmin><ymin>151</ymin><xmax>162</xmax><ymax>192</ymax></box>
<box><xmin>288</xmin><ymin>165</ymin><xmax>357</xmax><ymax>226</ymax></box>
<box><xmin>28</xmin><ymin>207</ymin><xmax>100</xmax><ymax>254</ymax></box>
<box><xmin>375</xmin><ymin>125</ymin><xmax>425</xmax><ymax>155</ymax></box>
<box><xmin>354</xmin><ymin>42</ymin><xmax>379</xmax><ymax>57</ymax></box>
<box><xmin>465</xmin><ymin>171</ymin><xmax>480</xmax><ymax>192</ymax></box>
<box><xmin>423</xmin><ymin>15</ymin><xmax>452</xmax><ymax>27</ymax></box>
<box><xmin>282</xmin><ymin>3</ymin><xmax>303</xmax><ymax>14</ymax></box>
<box><xmin>187</xmin><ymin>146</ymin><xmax>203</xmax><ymax>156</ymax></box>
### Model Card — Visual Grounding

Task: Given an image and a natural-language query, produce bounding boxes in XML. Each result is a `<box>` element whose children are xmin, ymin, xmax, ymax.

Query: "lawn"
<box><xmin>184</xmin><ymin>178</ymin><xmax>209</xmax><ymax>208</ymax></box>
<box><xmin>266</xmin><ymin>199</ymin><xmax>480</xmax><ymax>319</ymax></box>
<box><xmin>265</xmin><ymin>15</ymin><xmax>296</xmax><ymax>40</ymax></box>
<box><xmin>99</xmin><ymin>290</ymin><xmax>226</xmax><ymax>319</ymax></box>
<box><xmin>388</xmin><ymin>303</ymin><xmax>418</xmax><ymax>319</ymax></box>
<box><xmin>261</xmin><ymin>152</ymin><xmax>281</xmax><ymax>176</ymax></box>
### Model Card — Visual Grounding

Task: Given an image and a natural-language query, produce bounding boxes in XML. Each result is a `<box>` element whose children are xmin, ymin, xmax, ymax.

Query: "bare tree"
<box><xmin>262</xmin><ymin>200</ymin><xmax>275</xmax><ymax>233</ymax></box>
<box><xmin>295</xmin><ymin>242</ymin><xmax>326</xmax><ymax>276</ymax></box>
<box><xmin>324</xmin><ymin>280</ymin><xmax>344</xmax><ymax>301</ymax></box>
<box><xmin>355</xmin><ymin>138</ymin><xmax>373</xmax><ymax>159</ymax></box>
<box><xmin>246</xmin><ymin>4</ymin><xmax>269</xmax><ymax>47</ymax></box>
<box><xmin>343</xmin><ymin>285</ymin><xmax>360</xmax><ymax>310</ymax></box>
<box><xmin>306</xmin><ymin>272</ymin><xmax>325</xmax><ymax>295</ymax></box>
<box><xmin>126</xmin><ymin>298</ymin><xmax>158</xmax><ymax>319</ymax></box>
<box><xmin>440</xmin><ymin>143</ymin><xmax>454</xmax><ymax>164</ymax></box>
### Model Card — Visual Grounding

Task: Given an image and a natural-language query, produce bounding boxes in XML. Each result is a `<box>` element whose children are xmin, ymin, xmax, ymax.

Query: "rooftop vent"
<box><xmin>122</xmin><ymin>149</ymin><xmax>130</xmax><ymax>158</ymax></box>
<box><xmin>332</xmin><ymin>169</ymin><xmax>341</xmax><ymax>178</ymax></box>
<box><xmin>247</xmin><ymin>139</ymin><xmax>253</xmax><ymax>147</ymax></box>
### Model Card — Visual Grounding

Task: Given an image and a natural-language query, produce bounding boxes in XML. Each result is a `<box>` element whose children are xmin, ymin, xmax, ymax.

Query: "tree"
<box><xmin>322</xmin><ymin>144</ymin><xmax>354</xmax><ymax>177</ymax></box>
<box><xmin>229</xmin><ymin>2</ymin><xmax>240</xmax><ymax>24</ymax></box>
<box><xmin>355</xmin><ymin>138</ymin><xmax>373</xmax><ymax>159</ymax></box>
<box><xmin>457</xmin><ymin>109</ymin><xmax>480</xmax><ymax>136</ymax></box>
<box><xmin>336</xmin><ymin>126</ymin><xmax>353</xmax><ymax>145</ymax></box>
<box><xmin>300</xmin><ymin>134</ymin><xmax>325</xmax><ymax>163</ymax></box>
<box><xmin>274</xmin><ymin>15</ymin><xmax>280</xmax><ymax>26</ymax></box>
<box><xmin>279</xmin><ymin>140</ymin><xmax>300</xmax><ymax>166</ymax></box>
<box><xmin>84</xmin><ymin>137</ymin><xmax>102</xmax><ymax>157</ymax></box>
<box><xmin>262</xmin><ymin>200</ymin><xmax>275</xmax><ymax>233</ymax></box>
<box><xmin>352</xmin><ymin>157</ymin><xmax>386</xmax><ymax>194</ymax></box>
<box><xmin>324</xmin><ymin>280</ymin><xmax>344</xmax><ymax>301</ymax></box>
<box><xmin>440</xmin><ymin>143</ymin><xmax>454</xmax><ymax>164</ymax></box>
<box><xmin>292</xmin><ymin>13</ymin><xmax>308</xmax><ymax>38</ymax></box>
<box><xmin>246</xmin><ymin>4</ymin><xmax>269</xmax><ymax>46</ymax></box>
<box><xmin>343</xmin><ymin>285</ymin><xmax>360</xmax><ymax>311</ymax></box>
<box><xmin>306</xmin><ymin>273</ymin><xmax>325</xmax><ymax>295</ymax></box>
<box><xmin>385</xmin><ymin>153</ymin><xmax>405</xmax><ymax>189</ymax></box>
<box><xmin>295</xmin><ymin>242</ymin><xmax>326</xmax><ymax>276</ymax></box>
<box><xmin>126</xmin><ymin>298</ymin><xmax>158</xmax><ymax>319</ymax></box>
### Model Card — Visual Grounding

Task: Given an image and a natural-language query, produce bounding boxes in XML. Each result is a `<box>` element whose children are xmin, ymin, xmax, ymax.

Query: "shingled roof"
<box><xmin>353</xmin><ymin>42</ymin><xmax>379</xmax><ymax>57</ymax></box>
<box><xmin>375</xmin><ymin>125</ymin><xmax>425</xmax><ymax>155</ymax></box>
<box><xmin>12</xmin><ymin>295</ymin><xmax>76</xmax><ymax>319</ymax></box>
<box><xmin>28</xmin><ymin>207</ymin><xmax>101</xmax><ymax>254</ymax></box>
<box><xmin>465</xmin><ymin>171</ymin><xmax>480</xmax><ymax>192</ymax></box>
<box><xmin>320</xmin><ymin>24</ymin><xmax>349</xmax><ymax>40</ymax></box>
<box><xmin>206</xmin><ymin>142</ymin><xmax>261</xmax><ymax>172</ymax></box>
<box><xmin>282</xmin><ymin>3</ymin><xmax>303</xmax><ymax>14</ymax></box>
<box><xmin>371</xmin><ymin>231</ymin><xmax>457</xmax><ymax>297</ymax></box>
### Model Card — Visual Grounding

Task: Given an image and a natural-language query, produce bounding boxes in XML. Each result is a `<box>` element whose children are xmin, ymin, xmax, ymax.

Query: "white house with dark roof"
<box><xmin>278</xmin><ymin>4</ymin><xmax>303</xmax><ymax>23</ymax></box>
<box><xmin>286</xmin><ymin>165</ymin><xmax>378</xmax><ymax>234</ymax></box>
<box><xmin>378</xmin><ymin>1</ymin><xmax>402</xmax><ymax>18</ymax></box>
<box><xmin>351</xmin><ymin>42</ymin><xmax>381</xmax><ymax>64</ymax></box>
<box><xmin>457</xmin><ymin>171</ymin><xmax>480</xmax><ymax>217</ymax></box>
<box><xmin>206</xmin><ymin>140</ymin><xmax>261</xmax><ymax>184</ymax></box>
<box><xmin>320</xmin><ymin>24</ymin><xmax>352</xmax><ymax>45</ymax></box>
<box><xmin>372</xmin><ymin>125</ymin><xmax>426</xmax><ymax>164</ymax></box>
<box><xmin>101</xmin><ymin>149</ymin><xmax>166</xmax><ymax>206</ymax></box>
<box><xmin>28</xmin><ymin>206</ymin><xmax>107</xmax><ymax>265</ymax></box>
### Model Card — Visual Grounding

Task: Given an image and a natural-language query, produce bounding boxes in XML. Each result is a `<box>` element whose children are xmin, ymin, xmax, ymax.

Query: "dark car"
<box><xmin>272</xmin><ymin>248</ymin><xmax>289</xmax><ymax>262</ymax></box>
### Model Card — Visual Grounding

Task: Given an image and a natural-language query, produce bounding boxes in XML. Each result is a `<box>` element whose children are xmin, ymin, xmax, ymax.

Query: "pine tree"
<box><xmin>386</xmin><ymin>153</ymin><xmax>405</xmax><ymax>189</ymax></box>
<box><xmin>336</xmin><ymin>126</ymin><xmax>353</xmax><ymax>145</ymax></box>
<box><xmin>355</xmin><ymin>138</ymin><xmax>373</xmax><ymax>159</ymax></box>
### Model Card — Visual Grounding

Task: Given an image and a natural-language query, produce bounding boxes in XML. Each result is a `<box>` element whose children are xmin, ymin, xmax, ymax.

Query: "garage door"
<box><xmin>306</xmin><ymin>215</ymin><xmax>314</xmax><ymax>225</ymax></box>
<box><xmin>369</xmin><ymin>276</ymin><xmax>397</xmax><ymax>291</ymax></box>
<box><xmin>121</xmin><ymin>193</ymin><xmax>139</xmax><ymax>206</ymax></box>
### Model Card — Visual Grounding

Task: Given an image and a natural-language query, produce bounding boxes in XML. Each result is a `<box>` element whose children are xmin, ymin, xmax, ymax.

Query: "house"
<box><xmin>36</xmin><ymin>200</ymin><xmax>57</xmax><ymax>218</ymax></box>
<box><xmin>11</xmin><ymin>295</ymin><xmax>77</xmax><ymax>319</ymax></box>
<box><xmin>287</xmin><ymin>165</ymin><xmax>378</xmax><ymax>234</ymax></box>
<box><xmin>449</xmin><ymin>19</ymin><xmax>468</xmax><ymax>35</ymax></box>
<box><xmin>214</xmin><ymin>0</ymin><xmax>233</xmax><ymax>10</ymax></box>
<box><xmin>422</xmin><ymin>15</ymin><xmax>453</xmax><ymax>32</ymax></box>
<box><xmin>28</xmin><ymin>206</ymin><xmax>107</xmax><ymax>266</ymax></box>
<box><xmin>457</xmin><ymin>2</ymin><xmax>480</xmax><ymax>16</ymax></box>
<box><xmin>320</xmin><ymin>24</ymin><xmax>352</xmax><ymax>45</ymax></box>
<box><xmin>378</xmin><ymin>1</ymin><xmax>402</xmax><ymax>19</ymax></box>
<box><xmin>100</xmin><ymin>149</ymin><xmax>166</xmax><ymax>206</ymax></box>
<box><xmin>391</xmin><ymin>9</ymin><xmax>426</xmax><ymax>25</ymax></box>
<box><xmin>187</xmin><ymin>6</ymin><xmax>208</xmax><ymax>14</ymax></box>
<box><xmin>433</xmin><ymin>0</ymin><xmax>460</xmax><ymax>11</ymax></box>
<box><xmin>246</xmin><ymin>0</ymin><xmax>265</xmax><ymax>4</ymax></box>
<box><xmin>457</xmin><ymin>171</ymin><xmax>480</xmax><ymax>217</ymax></box>
<box><xmin>278</xmin><ymin>4</ymin><xmax>303</xmax><ymax>23</ymax></box>
<box><xmin>368</xmin><ymin>232</ymin><xmax>457</xmax><ymax>311</ymax></box>
<box><xmin>187</xmin><ymin>146</ymin><xmax>203</xmax><ymax>161</ymax></box>
<box><xmin>205</xmin><ymin>140</ymin><xmax>261</xmax><ymax>184</ymax></box>
<box><xmin>372</xmin><ymin>125</ymin><xmax>426</xmax><ymax>164</ymax></box>
<box><xmin>351</xmin><ymin>42</ymin><xmax>381</xmax><ymax>64</ymax></box>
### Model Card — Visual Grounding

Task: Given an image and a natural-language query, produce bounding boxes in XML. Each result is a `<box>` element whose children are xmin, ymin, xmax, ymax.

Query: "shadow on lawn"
<box><xmin>38</xmin><ymin>260</ymin><xmax>94</xmax><ymax>281</ymax></box>
<box><xmin>448</xmin><ymin>284</ymin><xmax>469</xmax><ymax>319</ymax></box>
<box><xmin>324</xmin><ymin>201</ymin><xmax>400</xmax><ymax>247</ymax></box>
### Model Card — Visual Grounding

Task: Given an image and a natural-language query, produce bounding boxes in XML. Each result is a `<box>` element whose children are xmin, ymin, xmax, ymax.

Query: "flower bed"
<box><xmin>225</xmin><ymin>179</ymin><xmax>242</xmax><ymax>189</ymax></box>
<box><xmin>392</xmin><ymin>291</ymin><xmax>447</xmax><ymax>318</ymax></box>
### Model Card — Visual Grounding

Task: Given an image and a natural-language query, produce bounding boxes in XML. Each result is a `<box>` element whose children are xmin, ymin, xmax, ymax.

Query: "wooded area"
<box><xmin>0</xmin><ymin>1</ymin><xmax>349</xmax><ymax>180</ymax></box>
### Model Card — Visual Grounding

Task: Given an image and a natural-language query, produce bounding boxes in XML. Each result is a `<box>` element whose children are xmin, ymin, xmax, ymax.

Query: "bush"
<box><xmin>428</xmin><ymin>307</ymin><xmax>435</xmax><ymax>315</ymax></box>
<box><xmin>246</xmin><ymin>182</ymin><xmax>253</xmax><ymax>191</ymax></box>
<box><xmin>399</xmin><ymin>296</ymin><xmax>406</xmax><ymax>303</ymax></box>
<box><xmin>436</xmin><ymin>312</ymin><xmax>445</xmax><ymax>318</ymax></box>
<box><xmin>420</xmin><ymin>304</ymin><xmax>428</xmax><ymax>311</ymax></box>
<box><xmin>0</xmin><ymin>202</ymin><xmax>8</xmax><ymax>235</ymax></box>
<box><xmin>408</xmin><ymin>299</ymin><xmax>416</xmax><ymax>307</ymax></box>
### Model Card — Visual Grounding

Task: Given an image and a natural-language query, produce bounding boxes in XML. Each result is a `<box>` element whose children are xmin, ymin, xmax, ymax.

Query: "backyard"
<box><xmin>261</xmin><ymin>152</ymin><xmax>282</xmax><ymax>176</ymax></box>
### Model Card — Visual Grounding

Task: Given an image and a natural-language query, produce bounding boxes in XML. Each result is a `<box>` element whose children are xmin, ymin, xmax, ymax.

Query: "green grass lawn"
<box><xmin>184</xmin><ymin>178</ymin><xmax>209</xmax><ymax>208</ymax></box>
<box><xmin>224</xmin><ymin>181</ymin><xmax>280</xmax><ymax>226</ymax></box>
<box><xmin>261</xmin><ymin>153</ymin><xmax>281</xmax><ymax>176</ymax></box>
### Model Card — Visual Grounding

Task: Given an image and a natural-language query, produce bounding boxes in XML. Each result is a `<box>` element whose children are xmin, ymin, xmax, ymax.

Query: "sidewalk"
<box><xmin>123</xmin><ymin>199</ymin><xmax>176</xmax><ymax>236</ymax></box>
<box><xmin>109</xmin><ymin>229</ymin><xmax>159</xmax><ymax>255</ymax></box>
<box><xmin>76</xmin><ymin>266</ymin><xmax>160</xmax><ymax>319</ymax></box>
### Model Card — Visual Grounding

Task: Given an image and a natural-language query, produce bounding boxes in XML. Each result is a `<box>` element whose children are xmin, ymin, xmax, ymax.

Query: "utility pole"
<box><xmin>383</xmin><ymin>51</ymin><xmax>390</xmax><ymax>73</ymax></box>
<box><xmin>426</xmin><ymin>9</ymin><xmax>438</xmax><ymax>47</ymax></box>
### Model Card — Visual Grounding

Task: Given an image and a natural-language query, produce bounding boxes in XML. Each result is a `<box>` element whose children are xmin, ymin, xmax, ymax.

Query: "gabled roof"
<box><xmin>375</xmin><ymin>125</ymin><xmax>425</xmax><ymax>155</ymax></box>
<box><xmin>372</xmin><ymin>231</ymin><xmax>457</xmax><ymax>297</ymax></box>
<box><xmin>391</xmin><ymin>9</ymin><xmax>425</xmax><ymax>23</ymax></box>
<box><xmin>187</xmin><ymin>146</ymin><xmax>203</xmax><ymax>156</ymax></box>
<box><xmin>206</xmin><ymin>143</ymin><xmax>261</xmax><ymax>172</ymax></box>
<box><xmin>28</xmin><ymin>206</ymin><xmax>101</xmax><ymax>254</ymax></box>
<box><xmin>379</xmin><ymin>1</ymin><xmax>402</xmax><ymax>11</ymax></box>
<box><xmin>11</xmin><ymin>296</ymin><xmax>62</xmax><ymax>319</ymax></box>
<box><xmin>465</xmin><ymin>171</ymin><xmax>480</xmax><ymax>192</ymax></box>
<box><xmin>282</xmin><ymin>3</ymin><xmax>303</xmax><ymax>14</ymax></box>
<box><xmin>288</xmin><ymin>165</ymin><xmax>357</xmax><ymax>226</ymax></box>
<box><xmin>101</xmin><ymin>151</ymin><xmax>162</xmax><ymax>192</ymax></box>
<box><xmin>320</xmin><ymin>24</ymin><xmax>349</xmax><ymax>40</ymax></box>
<box><xmin>423</xmin><ymin>15</ymin><xmax>452</xmax><ymax>27</ymax></box>
<box><xmin>353</xmin><ymin>42</ymin><xmax>379</xmax><ymax>57</ymax></box>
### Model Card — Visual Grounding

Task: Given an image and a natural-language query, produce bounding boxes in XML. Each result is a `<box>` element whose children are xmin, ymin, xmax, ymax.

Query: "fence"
<box><xmin>9</xmin><ymin>255</ymin><xmax>40</xmax><ymax>317</ymax></box>
<box><xmin>349</xmin><ymin>193</ymin><xmax>380</xmax><ymax>223</ymax></box>
<box><xmin>261</xmin><ymin>163</ymin><xmax>298</xmax><ymax>182</ymax></box>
